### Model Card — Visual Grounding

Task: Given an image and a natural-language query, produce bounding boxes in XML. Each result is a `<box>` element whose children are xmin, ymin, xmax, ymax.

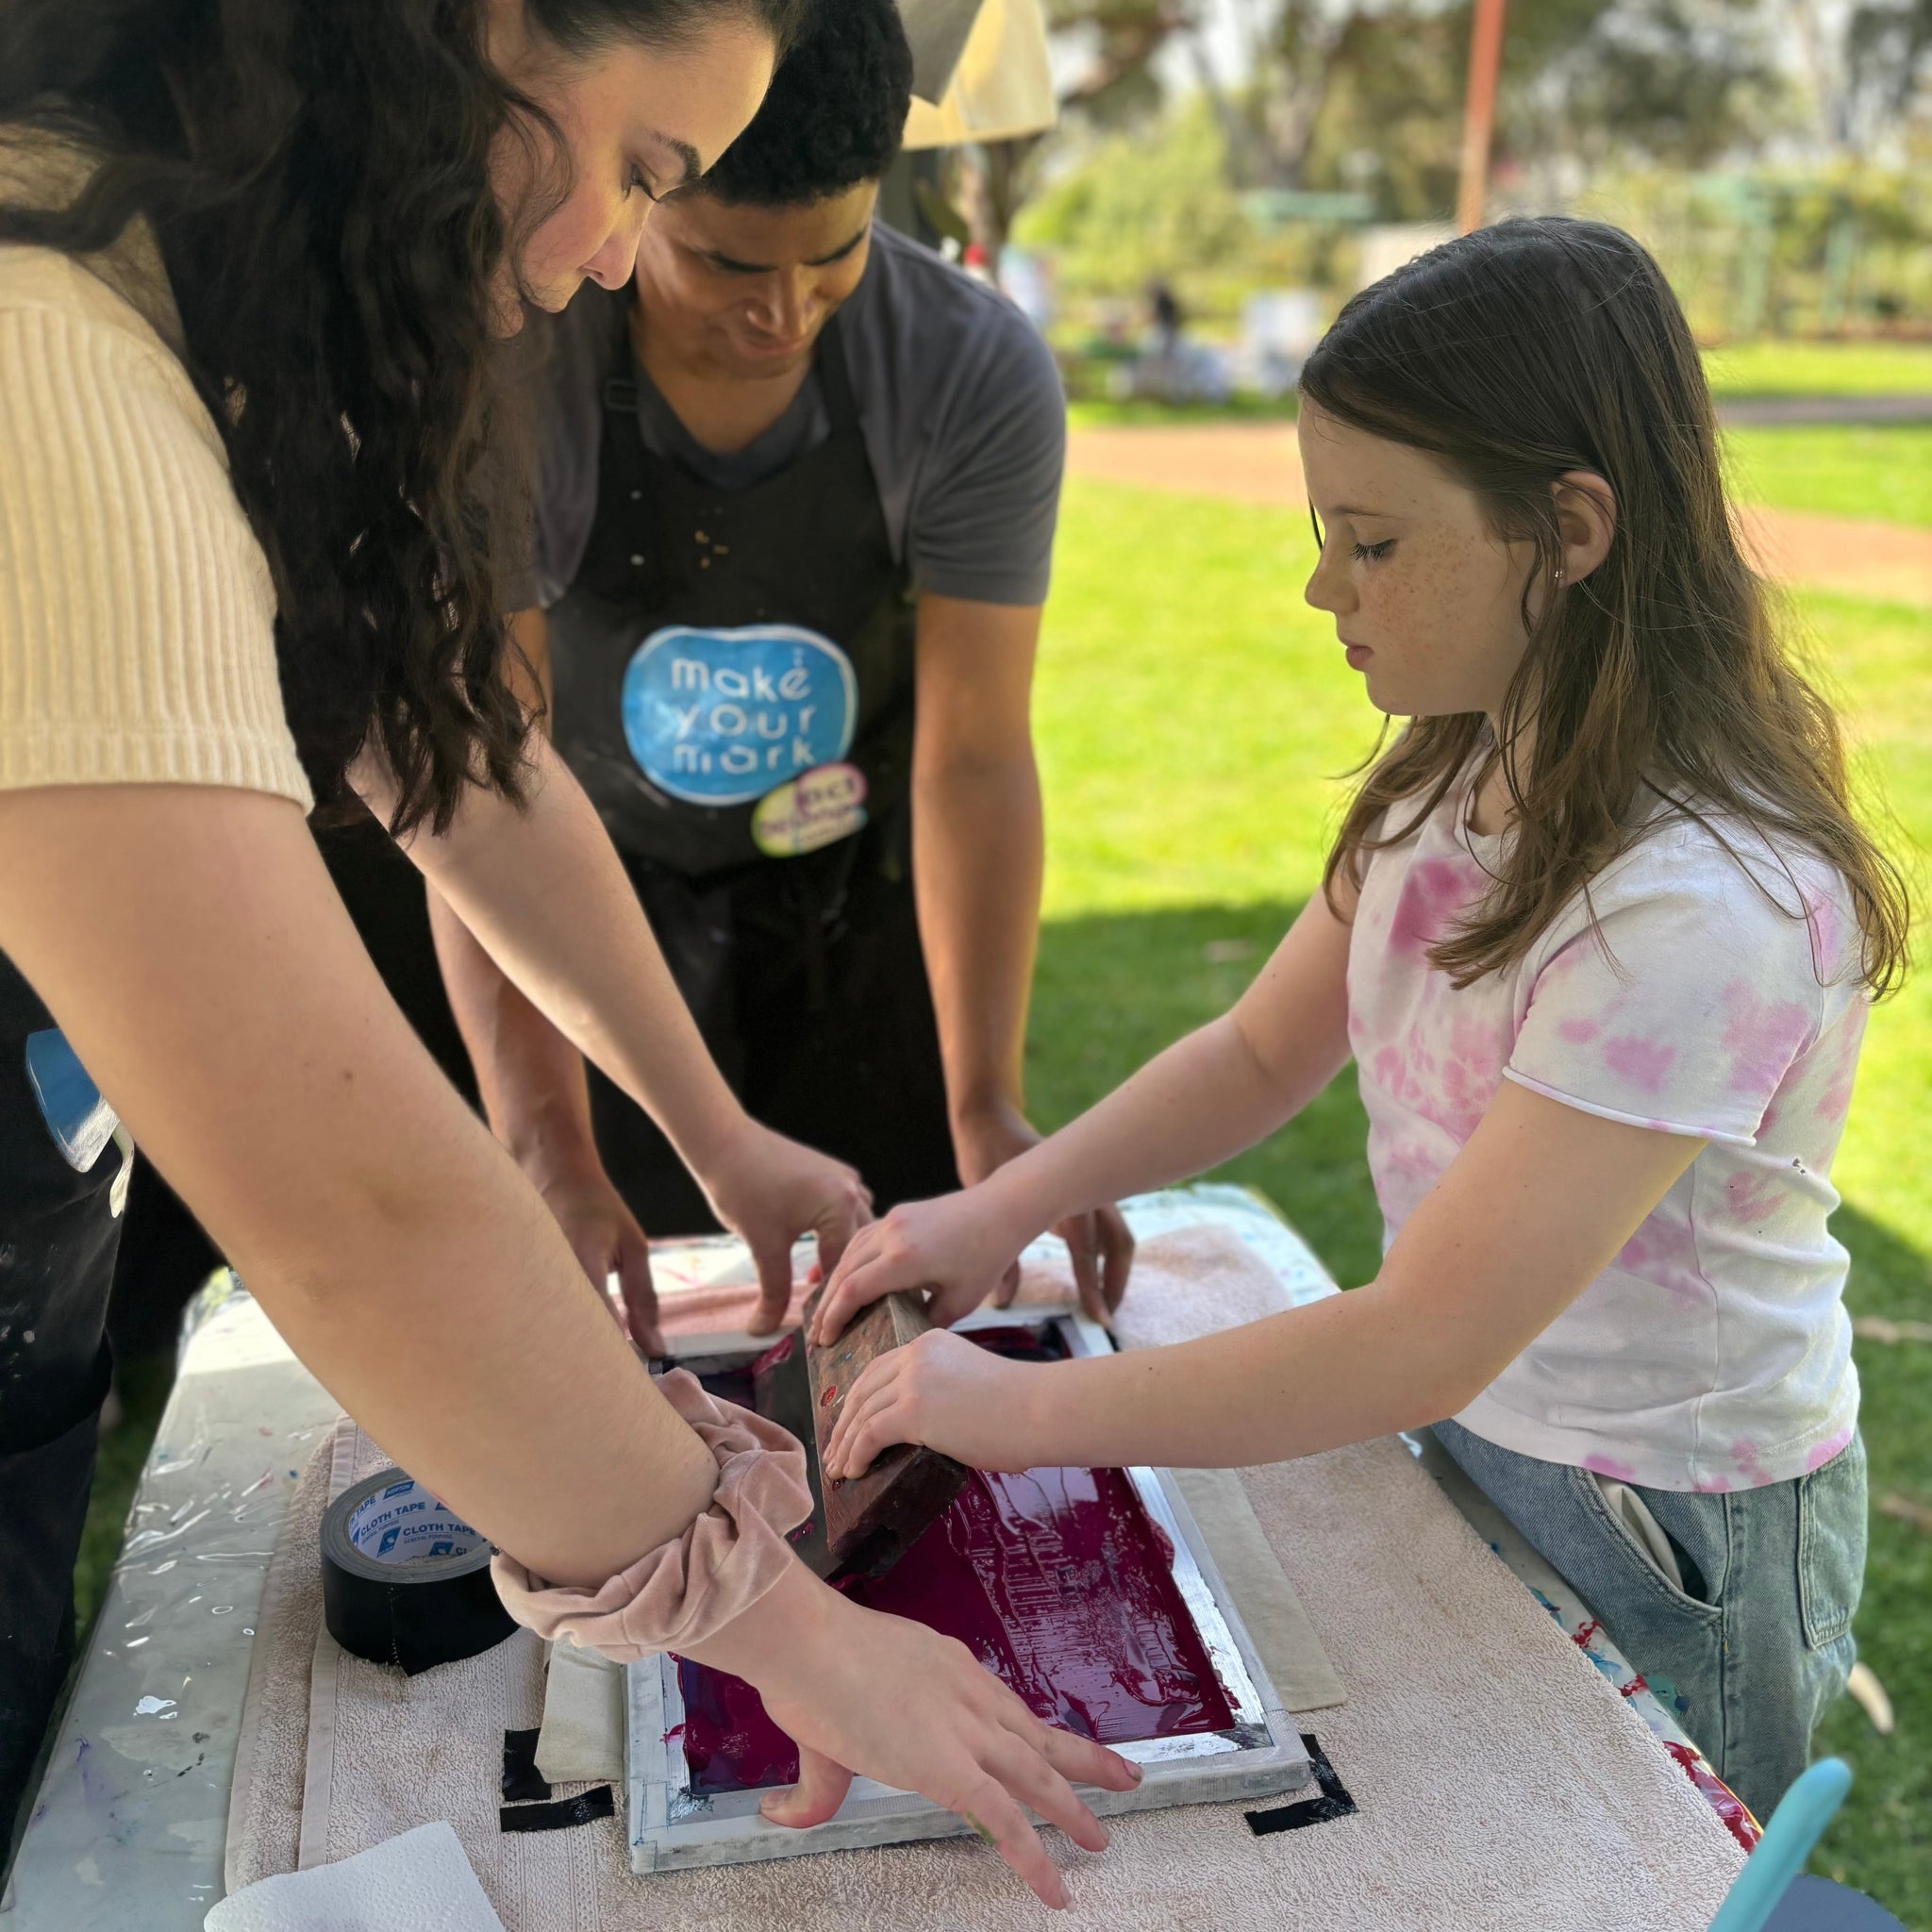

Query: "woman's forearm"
<box><xmin>375</xmin><ymin>739</ymin><xmax>743</xmax><ymax>1179</ymax></box>
<box><xmin>0</xmin><ymin>783</ymin><xmax>715</xmax><ymax>1587</ymax></box>
<box><xmin>426</xmin><ymin>882</ymin><xmax>602</xmax><ymax>1182</ymax></box>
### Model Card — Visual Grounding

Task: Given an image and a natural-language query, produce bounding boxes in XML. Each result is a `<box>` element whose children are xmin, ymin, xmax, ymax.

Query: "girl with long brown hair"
<box><xmin>807</xmin><ymin>217</ymin><xmax>1908</xmax><ymax>1820</ymax></box>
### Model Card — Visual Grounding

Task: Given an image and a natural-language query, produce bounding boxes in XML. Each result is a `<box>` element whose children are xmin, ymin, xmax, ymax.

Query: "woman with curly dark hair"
<box><xmin>0</xmin><ymin>0</ymin><xmax>1136</xmax><ymax>1897</ymax></box>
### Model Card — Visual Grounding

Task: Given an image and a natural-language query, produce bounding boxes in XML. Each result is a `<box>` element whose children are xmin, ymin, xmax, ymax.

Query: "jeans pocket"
<box><xmin>1567</xmin><ymin>1466</ymin><xmax>1724</xmax><ymax>1624</ymax></box>
<box><xmin>1797</xmin><ymin>1433</ymin><xmax>1867</xmax><ymax>1650</ymax></box>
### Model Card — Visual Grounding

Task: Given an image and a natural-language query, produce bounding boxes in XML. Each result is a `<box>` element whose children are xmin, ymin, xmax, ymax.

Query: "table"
<box><xmin>0</xmin><ymin>1187</ymin><xmax>1743</xmax><ymax>1929</ymax></box>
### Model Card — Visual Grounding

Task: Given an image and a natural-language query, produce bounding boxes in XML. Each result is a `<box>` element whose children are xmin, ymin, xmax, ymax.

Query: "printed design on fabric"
<box><xmin>622</xmin><ymin>623</ymin><xmax>858</xmax><ymax>807</ymax></box>
<box><xmin>752</xmin><ymin>762</ymin><xmax>869</xmax><ymax>858</ymax></box>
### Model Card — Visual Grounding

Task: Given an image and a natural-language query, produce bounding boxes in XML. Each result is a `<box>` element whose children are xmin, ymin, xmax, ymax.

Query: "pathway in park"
<box><xmin>1066</xmin><ymin>423</ymin><xmax>1932</xmax><ymax>608</ymax></box>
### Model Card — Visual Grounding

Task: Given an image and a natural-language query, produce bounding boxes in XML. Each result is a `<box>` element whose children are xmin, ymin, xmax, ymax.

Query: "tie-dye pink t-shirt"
<box><xmin>1349</xmin><ymin>764</ymin><xmax>1865</xmax><ymax>1491</ymax></box>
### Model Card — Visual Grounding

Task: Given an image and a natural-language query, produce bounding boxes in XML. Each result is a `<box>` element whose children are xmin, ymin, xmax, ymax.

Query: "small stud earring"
<box><xmin>1552</xmin><ymin>564</ymin><xmax>1566</xmax><ymax>584</ymax></box>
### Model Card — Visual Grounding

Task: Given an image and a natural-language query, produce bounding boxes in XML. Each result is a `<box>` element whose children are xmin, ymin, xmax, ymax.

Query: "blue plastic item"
<box><xmin>1707</xmin><ymin>1759</ymin><xmax>1854</xmax><ymax>1932</ymax></box>
<box><xmin>1763</xmin><ymin>1874</ymin><xmax>1906</xmax><ymax>1929</ymax></box>
<box><xmin>24</xmin><ymin>1026</ymin><xmax>118</xmax><ymax>1171</ymax></box>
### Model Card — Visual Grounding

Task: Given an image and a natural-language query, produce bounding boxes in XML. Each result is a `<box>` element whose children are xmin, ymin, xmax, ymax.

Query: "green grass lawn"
<box><xmin>1031</xmin><ymin>479</ymin><xmax>1932</xmax><ymax>1924</ymax></box>
<box><xmin>1705</xmin><ymin>340</ymin><xmax>1932</xmax><ymax>399</ymax></box>
<box><xmin>1725</xmin><ymin>424</ymin><xmax>1932</xmax><ymax>529</ymax></box>
<box><xmin>1070</xmin><ymin>339</ymin><xmax>1932</xmax><ymax>434</ymax></box>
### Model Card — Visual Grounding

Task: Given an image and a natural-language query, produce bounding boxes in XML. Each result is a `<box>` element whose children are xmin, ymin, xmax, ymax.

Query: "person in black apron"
<box><xmin>427</xmin><ymin>0</ymin><xmax>1134</xmax><ymax>1341</ymax></box>
<box><xmin>545</xmin><ymin>312</ymin><xmax>939</xmax><ymax>1228</ymax></box>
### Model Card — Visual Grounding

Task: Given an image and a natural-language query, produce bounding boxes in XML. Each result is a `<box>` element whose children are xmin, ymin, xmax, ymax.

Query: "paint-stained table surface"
<box><xmin>0</xmin><ymin>1279</ymin><xmax>339</xmax><ymax>1929</ymax></box>
<box><xmin>0</xmin><ymin>1186</ymin><xmax>1749</xmax><ymax>1930</ymax></box>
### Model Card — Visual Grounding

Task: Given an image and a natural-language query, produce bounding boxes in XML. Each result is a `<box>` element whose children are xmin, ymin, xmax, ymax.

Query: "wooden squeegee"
<box><xmin>771</xmin><ymin>1288</ymin><xmax>969</xmax><ymax>1580</ymax></box>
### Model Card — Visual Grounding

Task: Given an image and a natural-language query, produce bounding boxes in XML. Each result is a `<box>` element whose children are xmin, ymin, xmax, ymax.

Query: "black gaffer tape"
<box><xmin>321</xmin><ymin>1468</ymin><xmax>518</xmax><ymax>1675</ymax></box>
<box><xmin>500</xmin><ymin>1786</ymin><xmax>616</xmax><ymax>1833</ymax></box>
<box><xmin>1245</xmin><ymin>1734</ymin><xmax>1358</xmax><ymax>1836</ymax></box>
<box><xmin>501</xmin><ymin>1727</ymin><xmax>552</xmax><ymax>1804</ymax></box>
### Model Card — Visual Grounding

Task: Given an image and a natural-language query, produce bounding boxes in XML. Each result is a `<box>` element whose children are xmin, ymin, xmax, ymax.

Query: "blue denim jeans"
<box><xmin>1431</xmin><ymin>1417</ymin><xmax>1866</xmax><ymax>1822</ymax></box>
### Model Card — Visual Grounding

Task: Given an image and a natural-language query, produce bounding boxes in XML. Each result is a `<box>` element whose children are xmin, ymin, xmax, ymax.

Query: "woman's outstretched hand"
<box><xmin>701</xmin><ymin>1118</ymin><xmax>874</xmax><ymax>1332</ymax></box>
<box><xmin>687</xmin><ymin>1562</ymin><xmax>1140</xmax><ymax>1907</ymax></box>
<box><xmin>822</xmin><ymin>1327</ymin><xmax>1048</xmax><ymax>1480</ymax></box>
<box><xmin>808</xmin><ymin>1188</ymin><xmax>1029</xmax><ymax>1346</ymax></box>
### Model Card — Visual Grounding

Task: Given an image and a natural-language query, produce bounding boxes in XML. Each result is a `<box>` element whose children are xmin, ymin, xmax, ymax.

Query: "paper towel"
<box><xmin>206</xmin><ymin>1821</ymin><xmax>507</xmax><ymax>1932</ymax></box>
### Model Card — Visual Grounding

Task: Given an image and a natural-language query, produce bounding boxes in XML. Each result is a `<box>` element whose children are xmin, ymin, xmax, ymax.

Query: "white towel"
<box><xmin>228</xmin><ymin>1220</ymin><xmax>1749</xmax><ymax>1929</ymax></box>
<box><xmin>206</xmin><ymin>1822</ymin><xmax>506</xmax><ymax>1932</ymax></box>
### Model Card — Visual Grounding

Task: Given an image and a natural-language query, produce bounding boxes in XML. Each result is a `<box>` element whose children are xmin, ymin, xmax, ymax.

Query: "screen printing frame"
<box><xmin>625</xmin><ymin>1306</ymin><xmax>1310</xmax><ymax>1875</ymax></box>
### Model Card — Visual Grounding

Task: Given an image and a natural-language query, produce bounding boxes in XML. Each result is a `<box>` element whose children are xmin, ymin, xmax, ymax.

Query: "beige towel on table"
<box><xmin>228</xmin><ymin>1223</ymin><xmax>1747</xmax><ymax>1929</ymax></box>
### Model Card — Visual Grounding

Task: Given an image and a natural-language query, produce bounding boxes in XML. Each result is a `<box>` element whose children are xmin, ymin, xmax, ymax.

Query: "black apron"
<box><xmin>0</xmin><ymin>952</ymin><xmax>125</xmax><ymax>1840</ymax></box>
<box><xmin>544</xmin><ymin>311</ymin><xmax>957</xmax><ymax>1233</ymax></box>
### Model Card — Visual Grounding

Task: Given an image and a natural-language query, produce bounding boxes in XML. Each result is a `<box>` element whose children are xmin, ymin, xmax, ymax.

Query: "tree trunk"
<box><xmin>958</xmin><ymin>135</ymin><xmax>1045</xmax><ymax>281</ymax></box>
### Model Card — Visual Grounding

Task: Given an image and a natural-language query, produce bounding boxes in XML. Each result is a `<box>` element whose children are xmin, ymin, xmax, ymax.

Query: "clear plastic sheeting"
<box><xmin>2</xmin><ymin>1275</ymin><xmax>337</xmax><ymax>1931</ymax></box>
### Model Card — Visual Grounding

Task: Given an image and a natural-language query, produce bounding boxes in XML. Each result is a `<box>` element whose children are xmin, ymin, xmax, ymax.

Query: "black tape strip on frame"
<box><xmin>1245</xmin><ymin>1734</ymin><xmax>1357</xmax><ymax>1835</ymax></box>
<box><xmin>500</xmin><ymin>1785</ymin><xmax>617</xmax><ymax>1833</ymax></box>
<box><xmin>501</xmin><ymin>1727</ymin><xmax>551</xmax><ymax>1804</ymax></box>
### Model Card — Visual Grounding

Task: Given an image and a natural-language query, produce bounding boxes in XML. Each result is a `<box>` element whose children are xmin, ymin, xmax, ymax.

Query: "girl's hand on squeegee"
<box><xmin>822</xmin><ymin>1327</ymin><xmax>1045</xmax><ymax>1479</ymax></box>
<box><xmin>809</xmin><ymin>1188</ymin><xmax>1029</xmax><ymax>1344</ymax></box>
<box><xmin>684</xmin><ymin>1561</ymin><xmax>1139</xmax><ymax>1908</ymax></box>
<box><xmin>700</xmin><ymin>1117</ymin><xmax>874</xmax><ymax>1331</ymax></box>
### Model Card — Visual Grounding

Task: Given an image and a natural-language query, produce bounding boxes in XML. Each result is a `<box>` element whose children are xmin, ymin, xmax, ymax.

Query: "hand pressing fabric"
<box><xmin>685</xmin><ymin>1561</ymin><xmax>1141</xmax><ymax>1908</ymax></box>
<box><xmin>701</xmin><ymin>1115</ymin><xmax>874</xmax><ymax>1333</ymax></box>
<box><xmin>529</xmin><ymin>1156</ymin><xmax>661</xmax><ymax>1352</ymax></box>
<box><xmin>822</xmin><ymin>1328</ymin><xmax>1047</xmax><ymax>1480</ymax></box>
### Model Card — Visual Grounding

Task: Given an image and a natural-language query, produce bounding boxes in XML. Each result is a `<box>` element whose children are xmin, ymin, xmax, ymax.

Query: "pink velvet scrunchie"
<box><xmin>491</xmin><ymin>1368</ymin><xmax>813</xmax><ymax>1661</ymax></box>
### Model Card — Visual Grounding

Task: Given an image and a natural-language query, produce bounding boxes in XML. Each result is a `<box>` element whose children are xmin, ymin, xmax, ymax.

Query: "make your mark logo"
<box><xmin>621</xmin><ymin>624</ymin><xmax>858</xmax><ymax>807</ymax></box>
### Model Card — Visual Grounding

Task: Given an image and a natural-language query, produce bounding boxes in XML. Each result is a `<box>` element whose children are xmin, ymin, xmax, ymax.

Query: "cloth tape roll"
<box><xmin>321</xmin><ymin>1468</ymin><xmax>518</xmax><ymax>1674</ymax></box>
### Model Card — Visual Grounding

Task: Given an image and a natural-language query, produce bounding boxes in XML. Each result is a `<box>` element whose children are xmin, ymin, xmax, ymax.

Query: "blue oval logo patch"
<box><xmin>622</xmin><ymin>624</ymin><xmax>858</xmax><ymax>807</ymax></box>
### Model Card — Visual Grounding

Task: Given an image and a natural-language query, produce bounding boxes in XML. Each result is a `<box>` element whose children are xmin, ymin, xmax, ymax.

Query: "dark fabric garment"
<box><xmin>542</xmin><ymin>311</ymin><xmax>956</xmax><ymax>1226</ymax></box>
<box><xmin>313</xmin><ymin>813</ymin><xmax>481</xmax><ymax>1108</ymax></box>
<box><xmin>589</xmin><ymin>824</ymin><xmax>960</xmax><ymax>1239</ymax></box>
<box><xmin>106</xmin><ymin>1160</ymin><xmax>220</xmax><ymax>1360</ymax></box>
<box><xmin>0</xmin><ymin>1408</ymin><xmax>98</xmax><ymax>1853</ymax></box>
<box><xmin>0</xmin><ymin>949</ymin><xmax>122</xmax><ymax>1849</ymax></box>
<box><xmin>0</xmin><ymin>952</ymin><xmax>120</xmax><ymax>1457</ymax></box>
<box><xmin>548</xmin><ymin>313</ymin><xmax>918</xmax><ymax>881</ymax></box>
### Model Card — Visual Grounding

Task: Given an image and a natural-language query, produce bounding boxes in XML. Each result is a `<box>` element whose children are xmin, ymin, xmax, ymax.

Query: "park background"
<box><xmin>79</xmin><ymin>1</ymin><xmax>1932</xmax><ymax>1921</ymax></box>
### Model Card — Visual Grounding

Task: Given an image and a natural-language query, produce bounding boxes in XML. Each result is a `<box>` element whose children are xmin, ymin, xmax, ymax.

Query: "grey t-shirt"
<box><xmin>523</xmin><ymin>221</ymin><xmax>1066</xmax><ymax>611</ymax></box>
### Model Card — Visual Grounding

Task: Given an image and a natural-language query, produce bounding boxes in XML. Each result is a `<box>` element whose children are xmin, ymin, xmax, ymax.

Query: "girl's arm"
<box><xmin>810</xmin><ymin>887</ymin><xmax>1357</xmax><ymax>1340</ymax></box>
<box><xmin>358</xmin><ymin>732</ymin><xmax>872</xmax><ymax>1313</ymax></box>
<box><xmin>824</xmin><ymin>1079</ymin><xmax>1704</xmax><ymax>1480</ymax></box>
<box><xmin>0</xmin><ymin>781</ymin><xmax>1134</xmax><ymax>1905</ymax></box>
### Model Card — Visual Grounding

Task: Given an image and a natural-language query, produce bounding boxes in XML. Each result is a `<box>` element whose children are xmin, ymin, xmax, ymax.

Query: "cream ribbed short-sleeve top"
<box><xmin>0</xmin><ymin>142</ymin><xmax>312</xmax><ymax>811</ymax></box>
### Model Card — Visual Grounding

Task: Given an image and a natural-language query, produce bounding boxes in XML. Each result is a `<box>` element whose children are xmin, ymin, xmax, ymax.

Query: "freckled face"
<box><xmin>1298</xmin><ymin>400</ymin><xmax>1538</xmax><ymax>719</ymax></box>
<box><xmin>483</xmin><ymin>2</ymin><xmax>776</xmax><ymax>330</ymax></box>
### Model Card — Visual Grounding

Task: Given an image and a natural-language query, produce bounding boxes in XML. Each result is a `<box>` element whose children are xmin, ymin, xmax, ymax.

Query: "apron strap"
<box><xmin>814</xmin><ymin>312</ymin><xmax>861</xmax><ymax>440</ymax></box>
